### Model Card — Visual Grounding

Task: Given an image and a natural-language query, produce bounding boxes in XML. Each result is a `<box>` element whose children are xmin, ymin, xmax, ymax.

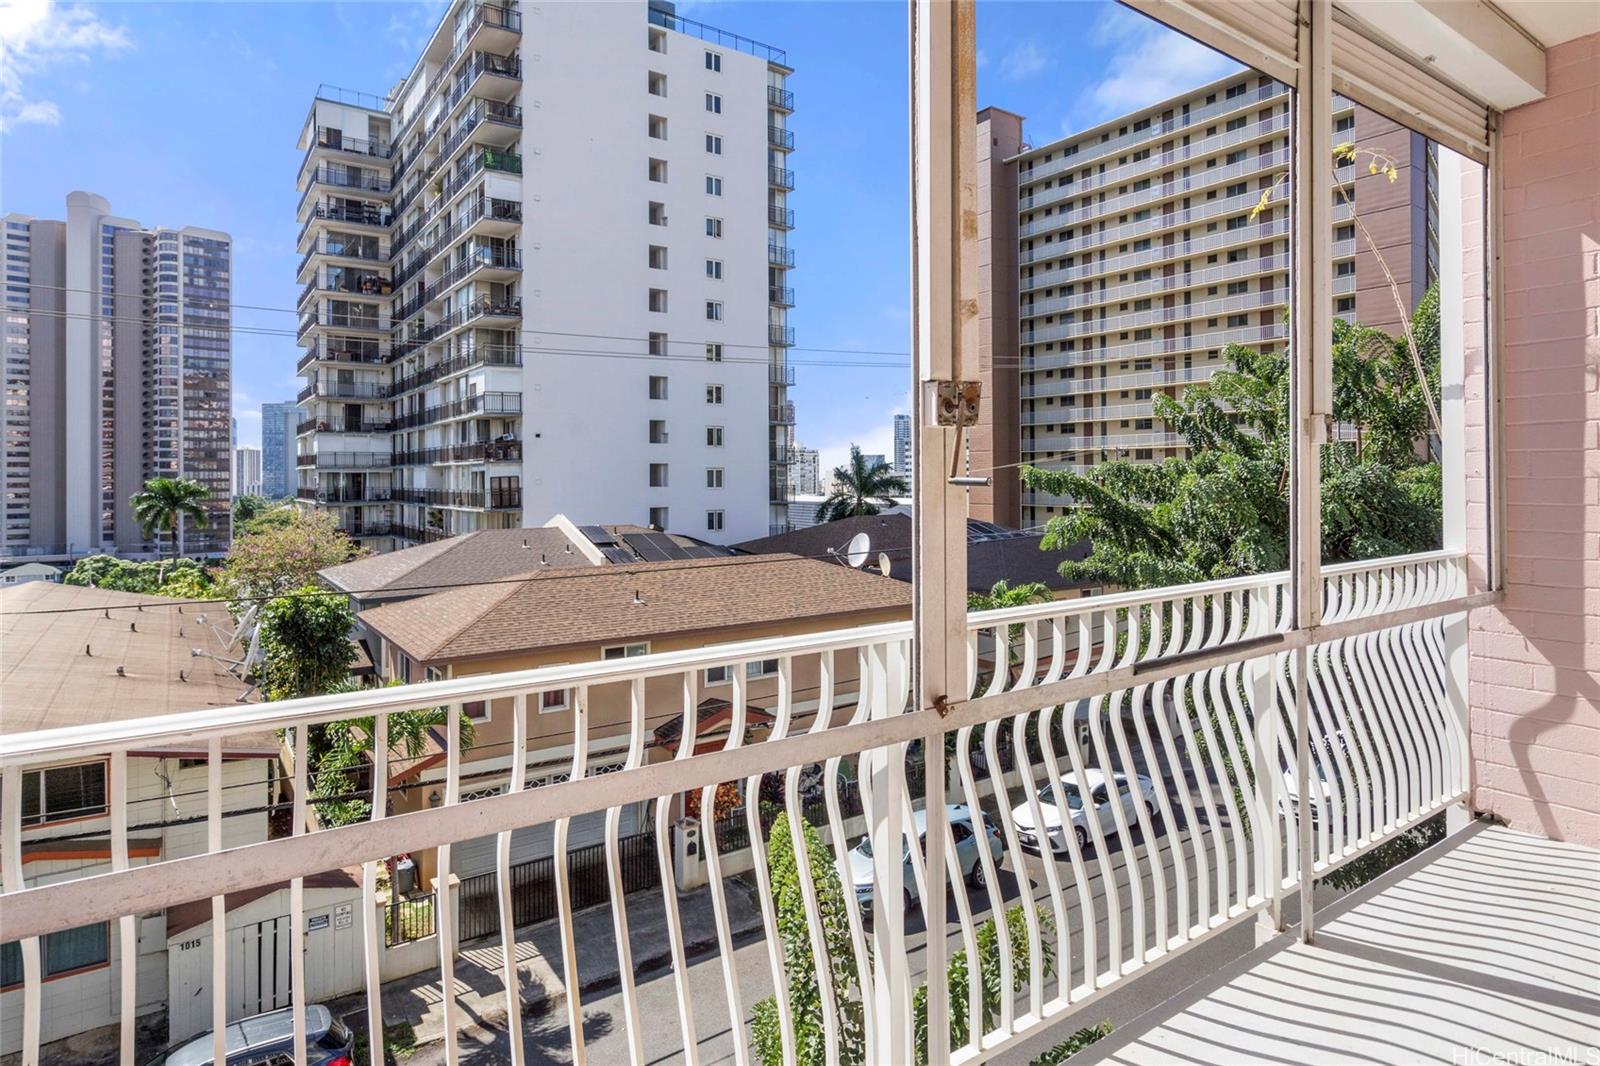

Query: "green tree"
<box><xmin>1020</xmin><ymin>290</ymin><xmax>1442</xmax><ymax>589</ymax></box>
<box><xmin>752</xmin><ymin>812</ymin><xmax>867</xmax><ymax>1066</ymax></box>
<box><xmin>63</xmin><ymin>554</ymin><xmax>212</xmax><ymax>597</ymax></box>
<box><xmin>257</xmin><ymin>585</ymin><xmax>358</xmax><ymax>701</ymax></box>
<box><xmin>969</xmin><ymin>579</ymin><xmax>1052</xmax><ymax>667</ymax></box>
<box><xmin>232</xmin><ymin>494</ymin><xmax>289</xmax><ymax>531</ymax></box>
<box><xmin>130</xmin><ymin>476</ymin><xmax>212</xmax><ymax>559</ymax></box>
<box><xmin>219</xmin><ymin>508</ymin><xmax>366</xmax><ymax>601</ymax></box>
<box><xmin>818</xmin><ymin>445</ymin><xmax>909</xmax><ymax>522</ymax></box>
<box><xmin>912</xmin><ymin>904</ymin><xmax>1056</xmax><ymax>1065</ymax></box>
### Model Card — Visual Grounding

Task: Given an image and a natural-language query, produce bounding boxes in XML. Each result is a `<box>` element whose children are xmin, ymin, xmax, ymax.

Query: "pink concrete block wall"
<box><xmin>1466</xmin><ymin>33</ymin><xmax>1600</xmax><ymax>847</ymax></box>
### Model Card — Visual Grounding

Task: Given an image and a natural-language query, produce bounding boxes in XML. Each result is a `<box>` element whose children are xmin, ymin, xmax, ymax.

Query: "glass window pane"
<box><xmin>44</xmin><ymin>923</ymin><xmax>108</xmax><ymax>976</ymax></box>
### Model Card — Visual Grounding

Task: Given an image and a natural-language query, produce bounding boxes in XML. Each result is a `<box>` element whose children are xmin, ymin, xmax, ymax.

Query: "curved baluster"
<box><xmin>745</xmin><ymin>661</ymin><xmax>796</xmax><ymax>1066</ymax></box>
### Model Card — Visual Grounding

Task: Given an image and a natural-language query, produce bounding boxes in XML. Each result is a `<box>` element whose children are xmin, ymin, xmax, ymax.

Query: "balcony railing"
<box><xmin>768</xmin><ymin>243</ymin><xmax>796</xmax><ymax>267</ymax></box>
<box><xmin>0</xmin><ymin>550</ymin><xmax>1475</xmax><ymax>1066</ymax></box>
<box><xmin>390</xmin><ymin>440</ymin><xmax>522</xmax><ymax>465</ymax></box>
<box><xmin>390</xmin><ymin>390</ymin><xmax>522</xmax><ymax>431</ymax></box>
<box><xmin>391</xmin><ymin>485</ymin><xmax>520</xmax><ymax>509</ymax></box>
<box><xmin>768</xmin><ymin>125</ymin><xmax>794</xmax><ymax>150</ymax></box>
<box><xmin>296</xmin><ymin>451</ymin><xmax>392</xmax><ymax>469</ymax></box>
<box><xmin>768</xmin><ymin>205</ymin><xmax>795</xmax><ymax>229</ymax></box>
<box><xmin>769</xmin><ymin>285</ymin><xmax>794</xmax><ymax>307</ymax></box>
<box><xmin>768</xmin><ymin>85</ymin><xmax>795</xmax><ymax>111</ymax></box>
<box><xmin>768</xmin><ymin>165</ymin><xmax>796</xmax><ymax>190</ymax></box>
<box><xmin>648</xmin><ymin>6</ymin><xmax>787</xmax><ymax>65</ymax></box>
<box><xmin>769</xmin><ymin>324</ymin><xmax>796</xmax><ymax>346</ymax></box>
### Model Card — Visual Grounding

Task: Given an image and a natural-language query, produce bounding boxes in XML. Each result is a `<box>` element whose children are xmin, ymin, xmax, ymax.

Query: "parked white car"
<box><xmin>848</xmin><ymin>804</ymin><xmax>1002</xmax><ymax>909</ymax></box>
<box><xmin>1011</xmin><ymin>768</ymin><xmax>1158</xmax><ymax>854</ymax></box>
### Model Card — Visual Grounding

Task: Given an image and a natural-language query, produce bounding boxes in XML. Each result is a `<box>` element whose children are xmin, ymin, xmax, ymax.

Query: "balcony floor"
<box><xmin>1088</xmin><ymin>824</ymin><xmax>1600</xmax><ymax>1065</ymax></box>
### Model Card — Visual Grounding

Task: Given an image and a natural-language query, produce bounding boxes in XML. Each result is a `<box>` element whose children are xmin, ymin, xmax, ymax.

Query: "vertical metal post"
<box><xmin>208</xmin><ymin>738</ymin><xmax>227</xmax><ymax>1066</ymax></box>
<box><xmin>1291</xmin><ymin>0</ymin><xmax>1333</xmax><ymax>944</ymax></box>
<box><xmin>109</xmin><ymin>751</ymin><xmax>135</xmax><ymax>1065</ymax></box>
<box><xmin>290</xmin><ymin>725</ymin><xmax>309</xmax><ymax>1064</ymax></box>
<box><xmin>911</xmin><ymin>0</ymin><xmax>977</xmax><ymax>1061</ymax></box>
<box><xmin>364</xmin><ymin>714</ymin><xmax>389</xmax><ymax>1066</ymax></box>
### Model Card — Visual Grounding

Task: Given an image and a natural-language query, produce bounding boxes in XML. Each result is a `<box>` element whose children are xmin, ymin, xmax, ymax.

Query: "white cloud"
<box><xmin>0</xmin><ymin>0</ymin><xmax>130</xmax><ymax>131</ymax></box>
<box><xmin>813</xmin><ymin>400</ymin><xmax>910</xmax><ymax>482</ymax></box>
<box><xmin>999</xmin><ymin>40</ymin><xmax>1046</xmax><ymax>82</ymax></box>
<box><xmin>1072</xmin><ymin>6</ymin><xmax>1240</xmax><ymax>126</ymax></box>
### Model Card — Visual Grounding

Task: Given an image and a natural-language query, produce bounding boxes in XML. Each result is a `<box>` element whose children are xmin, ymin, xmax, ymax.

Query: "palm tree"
<box><xmin>817</xmin><ymin>445</ymin><xmax>909</xmax><ymax>522</ymax></box>
<box><xmin>130</xmin><ymin>476</ymin><xmax>210</xmax><ymax>559</ymax></box>
<box><xmin>969</xmin><ymin>579</ymin><xmax>1053</xmax><ymax>667</ymax></box>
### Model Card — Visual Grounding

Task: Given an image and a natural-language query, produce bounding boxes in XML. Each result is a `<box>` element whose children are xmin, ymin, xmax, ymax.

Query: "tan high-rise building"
<box><xmin>974</xmin><ymin>74</ymin><xmax>1437</xmax><ymax>528</ymax></box>
<box><xmin>2</xmin><ymin>192</ymin><xmax>233</xmax><ymax>562</ymax></box>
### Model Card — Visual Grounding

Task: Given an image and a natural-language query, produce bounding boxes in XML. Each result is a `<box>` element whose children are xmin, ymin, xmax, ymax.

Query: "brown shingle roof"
<box><xmin>320</xmin><ymin>527</ymin><xmax>593</xmax><ymax>598</ymax></box>
<box><xmin>0</xmin><ymin>583</ymin><xmax>273</xmax><ymax>748</ymax></box>
<box><xmin>359</xmin><ymin>553</ymin><xmax>912</xmax><ymax>663</ymax></box>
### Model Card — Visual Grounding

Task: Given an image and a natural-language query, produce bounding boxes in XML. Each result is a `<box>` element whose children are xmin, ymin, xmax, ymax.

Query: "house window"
<box><xmin>704</xmin><ymin>50</ymin><xmax>721</xmax><ymax>72</ymax></box>
<box><xmin>706</xmin><ymin>467</ymin><xmax>724</xmax><ymax>488</ymax></box>
<box><xmin>706</xmin><ymin>384</ymin><xmax>723</xmax><ymax>404</ymax></box>
<box><xmin>1</xmin><ymin>923</ymin><xmax>109</xmax><ymax>986</ymax></box>
<box><xmin>705</xmin><ymin>175</ymin><xmax>722</xmax><ymax>196</ymax></box>
<box><xmin>705</xmin><ymin>134</ymin><xmax>722</xmax><ymax>155</ymax></box>
<box><xmin>704</xmin><ymin>659</ymin><xmax>779</xmax><ymax>685</ymax></box>
<box><xmin>425</xmin><ymin>667</ymin><xmax>444</xmax><ymax>682</ymax></box>
<box><xmin>649</xmin><ymin>506</ymin><xmax>669</xmax><ymax>528</ymax></box>
<box><xmin>20</xmin><ymin>761</ymin><xmax>107</xmax><ymax>826</ymax></box>
<box><xmin>705</xmin><ymin>301</ymin><xmax>723</xmax><ymax>321</ymax></box>
<box><xmin>464</xmin><ymin>700</ymin><xmax>490</xmax><ymax>723</ymax></box>
<box><xmin>705</xmin><ymin>217</ymin><xmax>722</xmax><ymax>238</ymax></box>
<box><xmin>705</xmin><ymin>93</ymin><xmax>722</xmax><ymax>114</ymax></box>
<box><xmin>603</xmin><ymin>642</ymin><xmax>649</xmax><ymax>660</ymax></box>
<box><xmin>539</xmin><ymin>686</ymin><xmax>569</xmax><ymax>714</ymax></box>
<box><xmin>706</xmin><ymin>426</ymin><xmax>724</xmax><ymax>446</ymax></box>
<box><xmin>705</xmin><ymin>343</ymin><xmax>723</xmax><ymax>362</ymax></box>
<box><xmin>706</xmin><ymin>509</ymin><xmax>724</xmax><ymax>532</ymax></box>
<box><xmin>705</xmin><ymin>259</ymin><xmax>722</xmax><ymax>279</ymax></box>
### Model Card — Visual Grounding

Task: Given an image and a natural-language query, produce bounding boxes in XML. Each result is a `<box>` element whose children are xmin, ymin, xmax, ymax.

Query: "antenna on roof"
<box><xmin>130</xmin><ymin>621</ymin><xmax>138</xmax><ymax>633</ymax></box>
<box><xmin>828</xmin><ymin>532</ymin><xmax>871</xmax><ymax>569</ymax></box>
<box><xmin>85</xmin><ymin>644</ymin><xmax>93</xmax><ymax>657</ymax></box>
<box><xmin>632</xmin><ymin>589</ymin><xmax>646</xmax><ymax>606</ymax></box>
<box><xmin>523</xmin><ymin>538</ymin><xmax>530</xmax><ymax>548</ymax></box>
<box><xmin>104</xmin><ymin>608</ymin><xmax>111</xmax><ymax>620</ymax></box>
<box><xmin>179</xmin><ymin>669</ymin><xmax>188</xmax><ymax>683</ymax></box>
<box><xmin>540</xmin><ymin>552</ymin><xmax>549</xmax><ymax>566</ymax></box>
<box><xmin>878</xmin><ymin>551</ymin><xmax>893</xmax><ymax>576</ymax></box>
<box><xmin>565</xmin><ymin>543</ymin><xmax>573</xmax><ymax>554</ymax></box>
<box><xmin>116</xmin><ymin>666</ymin><xmax>126</xmax><ymax>677</ymax></box>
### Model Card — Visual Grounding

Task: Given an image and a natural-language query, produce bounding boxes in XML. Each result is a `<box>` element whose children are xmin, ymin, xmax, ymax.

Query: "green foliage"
<box><xmin>969</xmin><ymin>580</ymin><xmax>1053</xmax><ymax>665</ymax></box>
<box><xmin>1022</xmin><ymin>290</ymin><xmax>1443</xmax><ymax>589</ymax></box>
<box><xmin>63</xmin><ymin>554</ymin><xmax>213</xmax><ymax>597</ymax></box>
<box><xmin>219</xmin><ymin>508</ymin><xmax>366</xmax><ymax>600</ymax></box>
<box><xmin>1320</xmin><ymin>811</ymin><xmax>1446</xmax><ymax>892</ymax></box>
<box><xmin>752</xmin><ymin>812</ymin><xmax>867</xmax><ymax>1066</ymax></box>
<box><xmin>257</xmin><ymin>585</ymin><xmax>357</xmax><ymax>701</ymax></box>
<box><xmin>818</xmin><ymin>445</ymin><xmax>910</xmax><ymax>523</ymax></box>
<box><xmin>304</xmin><ymin>681</ymin><xmax>475</xmax><ymax>827</ymax></box>
<box><xmin>1029</xmin><ymin>1021</ymin><xmax>1114</xmax><ymax>1065</ymax></box>
<box><xmin>232</xmin><ymin>494</ymin><xmax>294</xmax><ymax>532</ymax></box>
<box><xmin>351</xmin><ymin>1019</ymin><xmax>417</xmax><ymax>1065</ymax></box>
<box><xmin>130</xmin><ymin>476</ymin><xmax>212</xmax><ymax>557</ymax></box>
<box><xmin>913</xmin><ymin>904</ymin><xmax>1057</xmax><ymax>1065</ymax></box>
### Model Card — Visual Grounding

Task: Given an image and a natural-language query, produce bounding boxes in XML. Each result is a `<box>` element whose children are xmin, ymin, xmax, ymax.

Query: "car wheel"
<box><xmin>967</xmin><ymin>860</ymin><xmax>985</xmax><ymax>889</ymax></box>
<box><xmin>1075</xmin><ymin>826</ymin><xmax>1089</xmax><ymax>851</ymax></box>
<box><xmin>904</xmin><ymin>887</ymin><xmax>917</xmax><ymax>914</ymax></box>
<box><xmin>1146</xmin><ymin>800</ymin><xmax>1158</xmax><ymax>819</ymax></box>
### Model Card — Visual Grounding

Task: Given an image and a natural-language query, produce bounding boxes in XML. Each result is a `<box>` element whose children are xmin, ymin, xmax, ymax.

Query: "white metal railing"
<box><xmin>0</xmin><ymin>551</ymin><xmax>1474</xmax><ymax>1065</ymax></box>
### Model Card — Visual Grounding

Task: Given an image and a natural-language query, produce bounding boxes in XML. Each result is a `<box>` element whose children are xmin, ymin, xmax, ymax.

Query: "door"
<box><xmin>231</xmin><ymin>915</ymin><xmax>291</xmax><ymax>1020</ymax></box>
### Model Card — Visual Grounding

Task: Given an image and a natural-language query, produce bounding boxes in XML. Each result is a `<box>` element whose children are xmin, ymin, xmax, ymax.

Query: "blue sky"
<box><xmin>0</xmin><ymin>0</ymin><xmax>1233</xmax><ymax>471</ymax></box>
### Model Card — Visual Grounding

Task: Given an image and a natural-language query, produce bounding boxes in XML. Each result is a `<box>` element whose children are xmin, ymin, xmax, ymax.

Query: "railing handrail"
<box><xmin>0</xmin><ymin>550</ymin><xmax>1464</xmax><ymax>767</ymax></box>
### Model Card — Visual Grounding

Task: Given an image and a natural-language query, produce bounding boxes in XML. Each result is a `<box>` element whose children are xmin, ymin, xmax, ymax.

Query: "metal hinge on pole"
<box><xmin>930</xmin><ymin>379</ymin><xmax>983</xmax><ymax>481</ymax></box>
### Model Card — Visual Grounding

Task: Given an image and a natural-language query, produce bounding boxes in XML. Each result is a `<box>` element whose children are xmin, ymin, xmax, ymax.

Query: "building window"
<box><xmin>706</xmin><ymin>426</ymin><xmax>724</xmax><ymax>446</ymax></box>
<box><xmin>648</xmin><ymin>71</ymin><xmax>667</xmax><ymax>97</ymax></box>
<box><xmin>539</xmin><ymin>687</ymin><xmax>569</xmax><ymax>713</ymax></box>
<box><xmin>649</xmin><ymin>419</ymin><xmax>669</xmax><ymax>444</ymax></box>
<box><xmin>706</xmin><ymin>384</ymin><xmax>723</xmax><ymax>404</ymax></box>
<box><xmin>1336</xmin><ymin>296</ymin><xmax>1356</xmax><ymax>313</ymax></box>
<box><xmin>649</xmin><ymin>289</ymin><xmax>668</xmax><ymax>313</ymax></box>
<box><xmin>648</xmin><ymin>158</ymin><xmax>668</xmax><ymax>182</ymax></box>
<box><xmin>21</xmin><ymin>761</ymin><xmax>108</xmax><ymax>826</ymax></box>
<box><xmin>649</xmin><ymin>375</ymin><xmax>668</xmax><ymax>400</ymax></box>
<box><xmin>602</xmin><ymin>642</ymin><xmax>650</xmax><ymax>660</ymax></box>
<box><xmin>649</xmin><ymin>245</ymin><xmax>668</xmax><ymax>270</ymax></box>
<box><xmin>705</xmin><ymin>259</ymin><xmax>722</xmax><ymax>279</ymax></box>
<box><xmin>2</xmin><ymin>923</ymin><xmax>109</xmax><ymax>986</ymax></box>
<box><xmin>705</xmin><ymin>50</ymin><xmax>721</xmax><ymax>72</ymax></box>
<box><xmin>705</xmin><ymin>342</ymin><xmax>722</xmax><ymax>362</ymax></box>
<box><xmin>648</xmin><ymin>115</ymin><xmax>667</xmax><ymax>140</ymax></box>
<box><xmin>649</xmin><ymin>201</ymin><xmax>667</xmax><ymax>226</ymax></box>
<box><xmin>649</xmin><ymin>332</ymin><xmax>668</xmax><ymax>356</ymax></box>
<box><xmin>704</xmin><ymin>659</ymin><xmax>778</xmax><ymax>686</ymax></box>
<box><xmin>705</xmin><ymin>175</ymin><xmax>722</xmax><ymax>196</ymax></box>
<box><xmin>464</xmin><ymin>700</ymin><xmax>491</xmax><ymax>723</ymax></box>
<box><xmin>706</xmin><ymin>467</ymin><xmax>724</xmax><ymax>488</ymax></box>
<box><xmin>705</xmin><ymin>93</ymin><xmax>722</xmax><ymax>114</ymax></box>
<box><xmin>649</xmin><ymin>506</ymin><xmax>669</xmax><ymax>529</ymax></box>
<box><xmin>705</xmin><ymin>301</ymin><xmax>723</xmax><ymax>321</ymax></box>
<box><xmin>705</xmin><ymin>134</ymin><xmax>722</xmax><ymax>155</ymax></box>
<box><xmin>706</xmin><ymin>509</ymin><xmax>725</xmax><ymax>532</ymax></box>
<box><xmin>649</xmin><ymin>462</ymin><xmax>669</xmax><ymax>487</ymax></box>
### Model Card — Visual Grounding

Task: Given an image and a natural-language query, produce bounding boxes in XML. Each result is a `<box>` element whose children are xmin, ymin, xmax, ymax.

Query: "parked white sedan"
<box><xmin>1011</xmin><ymin>768</ymin><xmax>1158</xmax><ymax>854</ymax></box>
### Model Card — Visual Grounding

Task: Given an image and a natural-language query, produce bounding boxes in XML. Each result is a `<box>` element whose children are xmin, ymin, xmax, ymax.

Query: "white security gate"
<box><xmin>231</xmin><ymin>915</ymin><xmax>291</xmax><ymax>1019</ymax></box>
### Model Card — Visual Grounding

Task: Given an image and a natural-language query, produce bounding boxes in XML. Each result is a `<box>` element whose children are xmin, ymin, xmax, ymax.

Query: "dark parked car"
<box><xmin>143</xmin><ymin>1005</ymin><xmax>353</xmax><ymax>1066</ymax></box>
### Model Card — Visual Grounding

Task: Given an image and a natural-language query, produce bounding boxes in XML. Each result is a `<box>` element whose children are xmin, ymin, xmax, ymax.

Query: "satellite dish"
<box><xmin>844</xmin><ymin>532</ymin><xmax>871</xmax><ymax>568</ymax></box>
<box><xmin>877</xmin><ymin>551</ymin><xmax>893</xmax><ymax>576</ymax></box>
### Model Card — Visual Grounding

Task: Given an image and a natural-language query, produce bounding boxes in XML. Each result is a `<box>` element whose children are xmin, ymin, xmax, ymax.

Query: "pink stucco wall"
<box><xmin>1466</xmin><ymin>33</ymin><xmax>1600</xmax><ymax>847</ymax></box>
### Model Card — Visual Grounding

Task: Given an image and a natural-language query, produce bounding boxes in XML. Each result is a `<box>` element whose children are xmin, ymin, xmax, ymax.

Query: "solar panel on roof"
<box><xmin>601</xmin><ymin>547</ymin><xmax>634</xmax><ymax>564</ymax></box>
<box><xmin>623</xmin><ymin>533</ymin><xmax>672</xmax><ymax>562</ymax></box>
<box><xmin>580</xmin><ymin>525</ymin><xmax>618</xmax><ymax>546</ymax></box>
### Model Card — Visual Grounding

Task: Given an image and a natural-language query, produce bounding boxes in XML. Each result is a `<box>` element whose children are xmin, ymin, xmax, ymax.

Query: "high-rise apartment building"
<box><xmin>293</xmin><ymin>0</ymin><xmax>793</xmax><ymax>550</ymax></box>
<box><xmin>260</xmin><ymin>400</ymin><xmax>299</xmax><ymax>499</ymax></box>
<box><xmin>2</xmin><ymin>192</ymin><xmax>232</xmax><ymax>561</ymax></box>
<box><xmin>892</xmin><ymin>413</ymin><xmax>911</xmax><ymax>477</ymax></box>
<box><xmin>974</xmin><ymin>73</ymin><xmax>1437</xmax><ymax>528</ymax></box>
<box><xmin>234</xmin><ymin>446</ymin><xmax>262</xmax><ymax>498</ymax></box>
<box><xmin>789</xmin><ymin>443</ymin><xmax>820</xmax><ymax>497</ymax></box>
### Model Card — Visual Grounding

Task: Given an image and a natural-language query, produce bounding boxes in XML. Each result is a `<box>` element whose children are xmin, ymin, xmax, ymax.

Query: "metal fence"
<box><xmin>384</xmin><ymin>892</ymin><xmax>436</xmax><ymax>947</ymax></box>
<box><xmin>457</xmin><ymin>828</ymin><xmax>661</xmax><ymax>943</ymax></box>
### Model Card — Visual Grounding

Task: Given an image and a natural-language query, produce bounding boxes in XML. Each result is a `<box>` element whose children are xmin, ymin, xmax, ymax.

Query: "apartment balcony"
<box><xmin>769</xmin><ymin>362</ymin><xmax>796</xmax><ymax>386</ymax></box>
<box><xmin>296</xmin><ymin>339</ymin><xmax>391</xmax><ymax>374</ymax></box>
<box><xmin>1020</xmin><ymin>217</ymin><xmax>1291</xmax><ymax>294</ymax></box>
<box><xmin>390</xmin><ymin>440</ymin><xmax>523</xmax><ymax>466</ymax></box>
<box><xmin>391</xmin><ymin>485</ymin><xmax>521</xmax><ymax>509</ymax></box>
<box><xmin>768</xmin><ymin>205</ymin><xmax>795</xmax><ymax>229</ymax></box>
<box><xmin>1021</xmin><ymin>287</ymin><xmax>1290</xmax><ymax>345</ymax></box>
<box><xmin>297</xmin><ymin>201</ymin><xmax>391</xmax><ymax>250</ymax></box>
<box><xmin>296</xmin><ymin>235</ymin><xmax>388</xmax><ymax>282</ymax></box>
<box><xmin>769</xmin><ymin>402</ymin><xmax>796</xmax><ymax>426</ymax></box>
<box><xmin>1021</xmin><ymin>363</ymin><xmax>1222</xmax><ymax>395</ymax></box>
<box><xmin>300</xmin><ymin>128</ymin><xmax>393</xmax><ymax>175</ymax></box>
<box><xmin>768</xmin><ymin>125</ymin><xmax>794</xmax><ymax>150</ymax></box>
<box><xmin>768</xmin><ymin>165</ymin><xmax>796</xmax><ymax>190</ymax></box>
<box><xmin>297</xmin><ymin>166</ymin><xmax>393</xmax><ymax>218</ymax></box>
<box><xmin>389</xmin><ymin>345</ymin><xmax>522</xmax><ymax>397</ymax></box>
<box><xmin>1023</xmin><ymin>253</ymin><xmax>1291</xmax><ymax>319</ymax></box>
<box><xmin>1019</xmin><ymin>145</ymin><xmax>1289</xmax><ymax>221</ymax></box>
<box><xmin>768</xmin><ymin>84</ymin><xmax>795</xmax><ymax>111</ymax></box>
<box><xmin>1020</xmin><ymin>184</ymin><xmax>1291</xmax><ymax>265</ymax></box>
<box><xmin>297</xmin><ymin>416</ymin><xmax>393</xmax><ymax>436</ymax></box>
<box><xmin>769</xmin><ymin>324</ymin><xmax>796</xmax><ymax>347</ymax></box>
<box><xmin>296</xmin><ymin>451</ymin><xmax>393</xmax><ymax>470</ymax></box>
<box><xmin>299</xmin><ymin>380</ymin><xmax>389</xmax><ymax>402</ymax></box>
<box><xmin>296</xmin><ymin>485</ymin><xmax>392</xmax><ymax>504</ymax></box>
<box><xmin>454</xmin><ymin>50</ymin><xmax>522</xmax><ymax>102</ymax></box>
<box><xmin>390</xmin><ymin>390</ymin><xmax>522</xmax><ymax>431</ymax></box>
<box><xmin>769</xmin><ymin>285</ymin><xmax>795</xmax><ymax>307</ymax></box>
<box><xmin>768</xmin><ymin>243</ymin><xmax>796</xmax><ymax>267</ymax></box>
<box><xmin>297</xmin><ymin>307</ymin><xmax>388</xmax><ymax>342</ymax></box>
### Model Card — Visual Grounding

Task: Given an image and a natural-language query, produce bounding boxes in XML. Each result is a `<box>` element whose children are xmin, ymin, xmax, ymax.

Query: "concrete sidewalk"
<box><xmin>330</xmin><ymin>873</ymin><xmax>767</xmax><ymax>1052</ymax></box>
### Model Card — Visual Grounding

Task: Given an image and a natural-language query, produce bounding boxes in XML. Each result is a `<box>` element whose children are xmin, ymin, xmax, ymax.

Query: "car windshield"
<box><xmin>1040</xmin><ymin>783</ymin><xmax>1084</xmax><ymax>809</ymax></box>
<box><xmin>857</xmin><ymin>820</ymin><xmax>963</xmax><ymax>859</ymax></box>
